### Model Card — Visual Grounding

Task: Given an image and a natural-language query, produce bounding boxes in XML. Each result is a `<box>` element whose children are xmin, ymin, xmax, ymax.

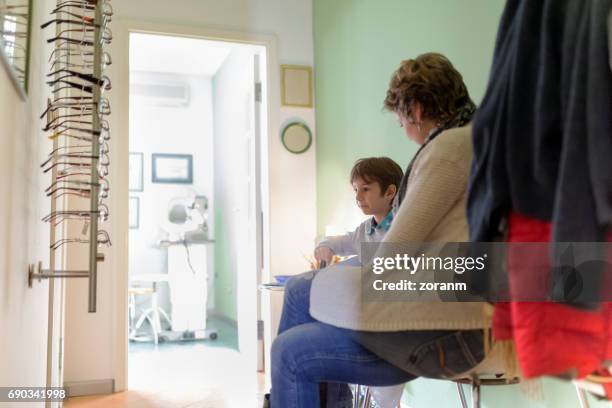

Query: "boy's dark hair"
<box><xmin>350</xmin><ymin>157</ymin><xmax>403</xmax><ymax>194</ymax></box>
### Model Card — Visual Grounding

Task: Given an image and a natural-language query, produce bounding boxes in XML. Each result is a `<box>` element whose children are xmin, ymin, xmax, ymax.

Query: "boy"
<box><xmin>315</xmin><ymin>156</ymin><xmax>403</xmax><ymax>266</ymax></box>
<box><xmin>265</xmin><ymin>158</ymin><xmax>404</xmax><ymax>408</ymax></box>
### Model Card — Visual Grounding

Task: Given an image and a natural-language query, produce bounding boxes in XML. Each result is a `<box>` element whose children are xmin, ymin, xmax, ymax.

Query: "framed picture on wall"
<box><xmin>152</xmin><ymin>153</ymin><xmax>193</xmax><ymax>184</ymax></box>
<box><xmin>129</xmin><ymin>197</ymin><xmax>139</xmax><ymax>229</ymax></box>
<box><xmin>129</xmin><ymin>152</ymin><xmax>144</xmax><ymax>192</ymax></box>
<box><xmin>281</xmin><ymin>65</ymin><xmax>313</xmax><ymax>108</ymax></box>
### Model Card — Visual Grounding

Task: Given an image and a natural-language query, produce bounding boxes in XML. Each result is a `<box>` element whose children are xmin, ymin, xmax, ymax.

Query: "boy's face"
<box><xmin>352</xmin><ymin>177</ymin><xmax>395</xmax><ymax>216</ymax></box>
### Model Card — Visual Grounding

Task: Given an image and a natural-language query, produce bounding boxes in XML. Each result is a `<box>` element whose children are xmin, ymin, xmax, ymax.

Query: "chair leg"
<box><xmin>362</xmin><ymin>387</ymin><xmax>371</xmax><ymax>408</ymax></box>
<box><xmin>151</xmin><ymin>291</ymin><xmax>162</xmax><ymax>335</ymax></box>
<box><xmin>471</xmin><ymin>382</ymin><xmax>481</xmax><ymax>408</ymax></box>
<box><xmin>128</xmin><ymin>293</ymin><xmax>136</xmax><ymax>332</ymax></box>
<box><xmin>143</xmin><ymin>314</ymin><xmax>159</xmax><ymax>345</ymax></box>
<box><xmin>353</xmin><ymin>384</ymin><xmax>361</xmax><ymax>408</ymax></box>
<box><xmin>456</xmin><ymin>382</ymin><xmax>468</xmax><ymax>408</ymax></box>
<box><xmin>133</xmin><ymin>307</ymin><xmax>151</xmax><ymax>331</ymax></box>
<box><xmin>131</xmin><ymin>307</ymin><xmax>155</xmax><ymax>341</ymax></box>
<box><xmin>575</xmin><ymin>384</ymin><xmax>591</xmax><ymax>408</ymax></box>
<box><xmin>158</xmin><ymin>307</ymin><xmax>172</xmax><ymax>327</ymax></box>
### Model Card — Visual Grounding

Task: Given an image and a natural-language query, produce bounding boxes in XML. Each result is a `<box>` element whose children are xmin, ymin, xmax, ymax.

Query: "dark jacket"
<box><xmin>468</xmin><ymin>0</ymin><xmax>612</xmax><ymax>243</ymax></box>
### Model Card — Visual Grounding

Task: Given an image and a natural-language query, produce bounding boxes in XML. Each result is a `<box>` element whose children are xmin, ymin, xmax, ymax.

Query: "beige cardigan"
<box><xmin>310</xmin><ymin>125</ymin><xmax>488</xmax><ymax>331</ymax></box>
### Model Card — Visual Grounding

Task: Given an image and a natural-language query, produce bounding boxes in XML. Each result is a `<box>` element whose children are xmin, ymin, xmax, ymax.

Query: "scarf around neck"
<box><xmin>393</xmin><ymin>102</ymin><xmax>476</xmax><ymax>213</ymax></box>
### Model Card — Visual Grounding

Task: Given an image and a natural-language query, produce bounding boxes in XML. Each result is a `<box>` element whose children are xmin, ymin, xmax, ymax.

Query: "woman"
<box><xmin>269</xmin><ymin>53</ymin><xmax>488</xmax><ymax>408</ymax></box>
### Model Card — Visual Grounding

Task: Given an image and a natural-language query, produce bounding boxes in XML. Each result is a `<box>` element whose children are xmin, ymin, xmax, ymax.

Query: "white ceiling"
<box><xmin>129</xmin><ymin>33</ymin><xmax>232</xmax><ymax>76</ymax></box>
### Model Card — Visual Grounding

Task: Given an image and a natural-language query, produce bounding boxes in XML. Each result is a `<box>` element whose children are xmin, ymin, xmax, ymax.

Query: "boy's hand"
<box><xmin>314</xmin><ymin>247</ymin><xmax>334</xmax><ymax>266</ymax></box>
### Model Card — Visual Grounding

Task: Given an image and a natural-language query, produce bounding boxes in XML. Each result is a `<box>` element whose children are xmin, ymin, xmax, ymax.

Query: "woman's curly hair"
<box><xmin>384</xmin><ymin>53</ymin><xmax>473</xmax><ymax>124</ymax></box>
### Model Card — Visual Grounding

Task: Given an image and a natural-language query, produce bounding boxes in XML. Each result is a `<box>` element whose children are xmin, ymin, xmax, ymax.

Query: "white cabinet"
<box><xmin>167</xmin><ymin>242</ymin><xmax>214</xmax><ymax>331</ymax></box>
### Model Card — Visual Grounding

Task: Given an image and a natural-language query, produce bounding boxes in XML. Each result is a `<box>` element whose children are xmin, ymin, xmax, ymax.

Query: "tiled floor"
<box><xmin>65</xmin><ymin>317</ymin><xmax>265</xmax><ymax>408</ymax></box>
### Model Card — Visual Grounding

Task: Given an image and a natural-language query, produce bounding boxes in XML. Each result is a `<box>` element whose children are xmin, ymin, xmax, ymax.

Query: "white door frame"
<box><xmin>110</xmin><ymin>19</ymin><xmax>277</xmax><ymax>391</ymax></box>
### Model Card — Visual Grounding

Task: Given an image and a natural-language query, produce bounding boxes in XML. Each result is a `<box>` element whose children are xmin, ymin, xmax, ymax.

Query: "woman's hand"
<box><xmin>314</xmin><ymin>247</ymin><xmax>334</xmax><ymax>267</ymax></box>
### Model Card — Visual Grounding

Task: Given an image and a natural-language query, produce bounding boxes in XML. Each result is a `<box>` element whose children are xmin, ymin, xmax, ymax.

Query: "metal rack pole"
<box><xmin>31</xmin><ymin>0</ymin><xmax>112</xmax><ymax>317</ymax></box>
<box><xmin>88</xmin><ymin>1</ymin><xmax>104</xmax><ymax>313</ymax></box>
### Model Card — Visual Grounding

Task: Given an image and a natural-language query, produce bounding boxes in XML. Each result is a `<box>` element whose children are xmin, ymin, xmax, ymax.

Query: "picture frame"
<box><xmin>281</xmin><ymin>65</ymin><xmax>313</xmax><ymax>108</ymax></box>
<box><xmin>152</xmin><ymin>153</ymin><xmax>193</xmax><ymax>184</ymax></box>
<box><xmin>129</xmin><ymin>152</ymin><xmax>144</xmax><ymax>192</ymax></box>
<box><xmin>129</xmin><ymin>197</ymin><xmax>139</xmax><ymax>229</ymax></box>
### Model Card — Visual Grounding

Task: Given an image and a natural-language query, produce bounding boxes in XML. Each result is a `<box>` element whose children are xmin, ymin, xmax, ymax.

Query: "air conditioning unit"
<box><xmin>130</xmin><ymin>81</ymin><xmax>190</xmax><ymax>107</ymax></box>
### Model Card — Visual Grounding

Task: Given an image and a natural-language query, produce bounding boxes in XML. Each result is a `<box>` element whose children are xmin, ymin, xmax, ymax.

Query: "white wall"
<box><xmin>127</xmin><ymin>71</ymin><xmax>215</xmax><ymax>314</ymax></box>
<box><xmin>115</xmin><ymin>0</ymin><xmax>318</xmax><ymax>277</ymax></box>
<box><xmin>0</xmin><ymin>0</ymin><xmax>57</xmax><ymax>400</ymax></box>
<box><xmin>115</xmin><ymin>0</ymin><xmax>313</xmax><ymax>65</ymax></box>
<box><xmin>61</xmin><ymin>0</ymin><xmax>317</xmax><ymax>392</ymax></box>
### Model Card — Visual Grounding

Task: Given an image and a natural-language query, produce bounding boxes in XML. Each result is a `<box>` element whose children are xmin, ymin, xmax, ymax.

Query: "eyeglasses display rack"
<box><xmin>28</xmin><ymin>0</ymin><xmax>113</xmax><ymax>313</ymax></box>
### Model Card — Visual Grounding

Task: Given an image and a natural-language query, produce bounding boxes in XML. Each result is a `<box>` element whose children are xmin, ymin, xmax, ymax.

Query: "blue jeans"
<box><xmin>271</xmin><ymin>270</ymin><xmax>484</xmax><ymax>408</ymax></box>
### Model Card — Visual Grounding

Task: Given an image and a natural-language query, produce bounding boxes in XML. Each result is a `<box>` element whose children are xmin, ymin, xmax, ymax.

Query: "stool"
<box><xmin>575</xmin><ymin>382</ymin><xmax>593</xmax><ymax>408</ymax></box>
<box><xmin>128</xmin><ymin>286</ymin><xmax>154</xmax><ymax>334</ymax></box>
<box><xmin>454</xmin><ymin>374</ymin><xmax>519</xmax><ymax>408</ymax></box>
<box><xmin>355</xmin><ymin>385</ymin><xmax>401</xmax><ymax>408</ymax></box>
<box><xmin>451</xmin><ymin>343</ymin><xmax>520</xmax><ymax>408</ymax></box>
<box><xmin>574</xmin><ymin>369</ymin><xmax>612</xmax><ymax>408</ymax></box>
<box><xmin>129</xmin><ymin>273</ymin><xmax>172</xmax><ymax>344</ymax></box>
<box><xmin>353</xmin><ymin>384</ymin><xmax>368</xmax><ymax>408</ymax></box>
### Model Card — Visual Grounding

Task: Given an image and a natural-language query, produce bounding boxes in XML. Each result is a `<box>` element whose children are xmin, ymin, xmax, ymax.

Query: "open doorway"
<box><xmin>126</xmin><ymin>32</ymin><xmax>266</xmax><ymax>406</ymax></box>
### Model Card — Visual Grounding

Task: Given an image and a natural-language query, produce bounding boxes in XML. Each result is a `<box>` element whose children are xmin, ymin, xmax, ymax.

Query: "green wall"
<box><xmin>314</xmin><ymin>0</ymin><xmax>505</xmax><ymax>236</ymax></box>
<box><xmin>313</xmin><ymin>1</ymin><xmax>610</xmax><ymax>407</ymax></box>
